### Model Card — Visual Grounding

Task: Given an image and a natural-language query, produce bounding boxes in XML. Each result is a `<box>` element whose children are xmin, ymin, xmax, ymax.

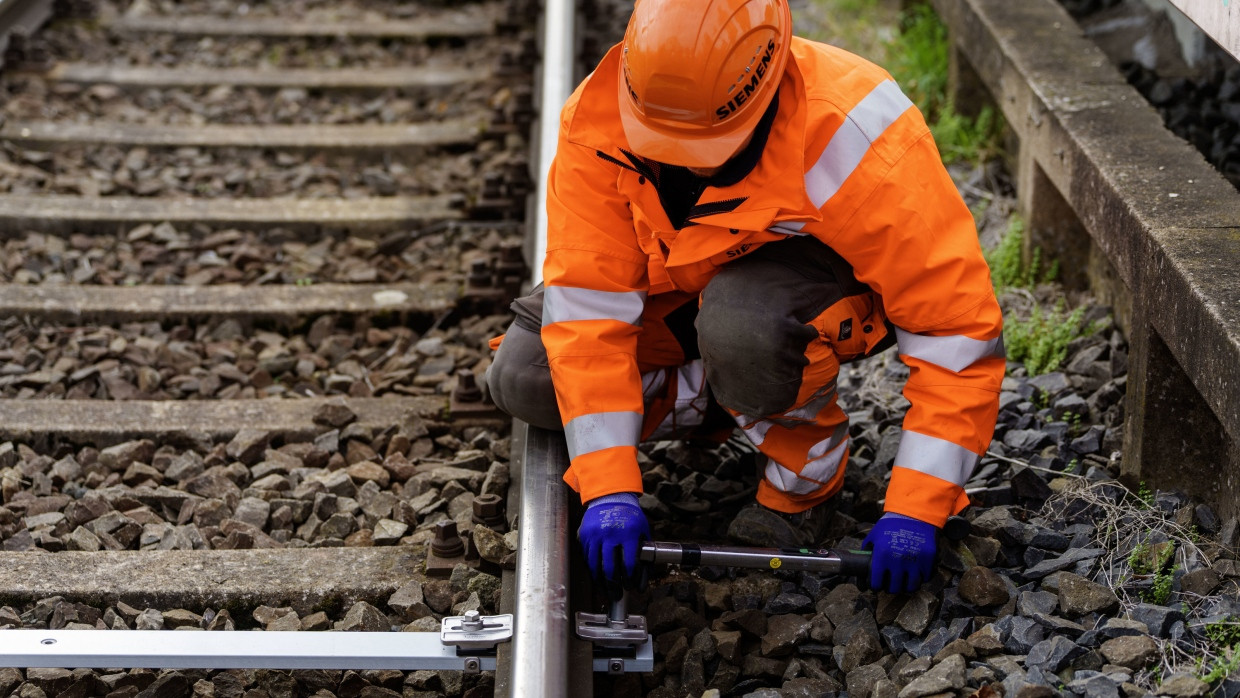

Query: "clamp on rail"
<box><xmin>575</xmin><ymin>593</ymin><xmax>655</xmax><ymax>675</ymax></box>
<box><xmin>440</xmin><ymin>611</ymin><xmax>515</xmax><ymax>674</ymax></box>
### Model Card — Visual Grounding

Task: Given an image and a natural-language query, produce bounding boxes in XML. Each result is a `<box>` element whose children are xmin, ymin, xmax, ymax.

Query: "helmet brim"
<box><xmin>617</xmin><ymin>62</ymin><xmax>783</xmax><ymax>169</ymax></box>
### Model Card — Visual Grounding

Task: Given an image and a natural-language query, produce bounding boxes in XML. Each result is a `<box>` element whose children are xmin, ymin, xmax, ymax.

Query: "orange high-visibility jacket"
<box><xmin>542</xmin><ymin>37</ymin><xmax>1004</xmax><ymax>527</ymax></box>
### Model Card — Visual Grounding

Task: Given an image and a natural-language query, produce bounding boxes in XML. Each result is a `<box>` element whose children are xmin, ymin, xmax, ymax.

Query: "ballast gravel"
<box><xmin>0</xmin><ymin>221</ymin><xmax>523</xmax><ymax>286</ymax></box>
<box><xmin>0</xmin><ymin>142</ymin><xmax>508</xmax><ymax>200</ymax></box>
<box><xmin>0</xmin><ymin>294</ymin><xmax>513</xmax><ymax>400</ymax></box>
<box><xmin>1</xmin><ymin>79</ymin><xmax>499</xmax><ymax>127</ymax></box>
<box><xmin>0</xmin><ymin>414</ymin><xmax>515</xmax><ymax>555</ymax></box>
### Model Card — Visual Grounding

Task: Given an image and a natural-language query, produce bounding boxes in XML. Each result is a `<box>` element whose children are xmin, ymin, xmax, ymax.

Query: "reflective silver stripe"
<box><xmin>804</xmin><ymin>80</ymin><xmax>913</xmax><ymax>208</ymax></box>
<box><xmin>801</xmin><ymin>435</ymin><xmax>850</xmax><ymax>485</ymax></box>
<box><xmin>769</xmin><ymin>221</ymin><xmax>807</xmax><ymax>236</ymax></box>
<box><xmin>646</xmin><ymin>361</ymin><xmax>710</xmax><ymax>440</ymax></box>
<box><xmin>542</xmin><ymin>286</ymin><xmax>646</xmax><ymax>326</ymax></box>
<box><xmin>765</xmin><ymin>459</ymin><xmax>829</xmax><ymax>496</ymax></box>
<box><xmin>894</xmin><ymin>430</ymin><xmax>979</xmax><ymax>486</ymax></box>
<box><xmin>782</xmin><ymin>380</ymin><xmax>839</xmax><ymax>421</ymax></box>
<box><xmin>761</xmin><ymin>424</ymin><xmax>850</xmax><ymax>495</ymax></box>
<box><xmin>737</xmin><ymin>416</ymin><xmax>775</xmax><ymax>446</ymax></box>
<box><xmin>896</xmin><ymin>328</ymin><xmax>1006</xmax><ymax>374</ymax></box>
<box><xmin>564</xmin><ymin>411</ymin><xmax>643</xmax><ymax>461</ymax></box>
<box><xmin>806</xmin><ymin>423</ymin><xmax>850</xmax><ymax>461</ymax></box>
<box><xmin>640</xmin><ymin>369</ymin><xmax>667</xmax><ymax>400</ymax></box>
<box><xmin>670</xmin><ymin>361</ymin><xmax>709</xmax><ymax>430</ymax></box>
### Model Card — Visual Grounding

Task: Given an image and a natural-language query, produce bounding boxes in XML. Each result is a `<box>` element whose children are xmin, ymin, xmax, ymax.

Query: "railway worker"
<box><xmin>486</xmin><ymin>0</ymin><xmax>1004</xmax><ymax>594</ymax></box>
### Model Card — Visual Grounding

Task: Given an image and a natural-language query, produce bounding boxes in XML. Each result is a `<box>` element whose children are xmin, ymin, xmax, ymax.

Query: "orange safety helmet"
<box><xmin>617</xmin><ymin>0</ymin><xmax>792</xmax><ymax>168</ymax></box>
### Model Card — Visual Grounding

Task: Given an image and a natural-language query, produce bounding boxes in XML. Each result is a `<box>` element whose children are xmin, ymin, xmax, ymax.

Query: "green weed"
<box><xmin>1060</xmin><ymin>411</ymin><xmax>1084</xmax><ymax>436</ymax></box>
<box><xmin>1146</xmin><ymin>565</ymin><xmax>1175</xmax><ymax>605</ymax></box>
<box><xmin>986</xmin><ymin>218</ymin><xmax>1024</xmax><ymax>289</ymax></box>
<box><xmin>1198</xmin><ymin>618</ymin><xmax>1240</xmax><ymax>684</ymax></box>
<box><xmin>1128</xmin><ymin>536</ymin><xmax>1176</xmax><ymax>605</ymax></box>
<box><xmin>1127</xmin><ymin>542</ymin><xmax>1147</xmax><ymax>572</ymax></box>
<box><xmin>1137</xmin><ymin>482</ymin><xmax>1155</xmax><ymax>508</ymax></box>
<box><xmin>887</xmin><ymin>4</ymin><xmax>1004</xmax><ymax>165</ymax></box>
<box><xmin>1200</xmin><ymin>646</ymin><xmax>1240</xmax><ymax>684</ymax></box>
<box><xmin>1003</xmin><ymin>300</ymin><xmax>1087</xmax><ymax>375</ymax></box>
<box><xmin>1205</xmin><ymin>618</ymin><xmax>1240</xmax><ymax>649</ymax></box>
<box><xmin>1119</xmin><ymin>535</ymin><xmax>1177</xmax><ymax>605</ymax></box>
<box><xmin>985</xmin><ymin>217</ymin><xmax>1060</xmax><ymax>290</ymax></box>
<box><xmin>795</xmin><ymin>0</ymin><xmax>900</xmax><ymax>64</ymax></box>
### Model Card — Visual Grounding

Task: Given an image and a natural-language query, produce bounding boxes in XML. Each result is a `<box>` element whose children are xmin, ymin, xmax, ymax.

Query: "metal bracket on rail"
<box><xmin>574</xmin><ymin>593</ymin><xmax>655</xmax><ymax>674</ymax></box>
<box><xmin>440</xmin><ymin>611</ymin><xmax>514</xmax><ymax>674</ymax></box>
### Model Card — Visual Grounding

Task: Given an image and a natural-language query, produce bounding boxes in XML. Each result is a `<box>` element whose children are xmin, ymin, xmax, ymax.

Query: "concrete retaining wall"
<box><xmin>930</xmin><ymin>0</ymin><xmax>1240</xmax><ymax>516</ymax></box>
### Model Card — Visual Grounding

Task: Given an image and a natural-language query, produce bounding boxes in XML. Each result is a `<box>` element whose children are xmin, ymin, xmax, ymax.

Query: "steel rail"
<box><xmin>530</xmin><ymin>0</ymin><xmax>575</xmax><ymax>286</ymax></box>
<box><xmin>0</xmin><ymin>0</ymin><xmax>52</xmax><ymax>70</ymax></box>
<box><xmin>509</xmin><ymin>424</ymin><xmax>573</xmax><ymax>696</ymax></box>
<box><xmin>506</xmin><ymin>0</ymin><xmax>578</xmax><ymax>694</ymax></box>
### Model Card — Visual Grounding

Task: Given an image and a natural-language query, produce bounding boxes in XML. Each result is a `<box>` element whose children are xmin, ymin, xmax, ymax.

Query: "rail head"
<box><xmin>0</xmin><ymin>0</ymin><xmax>53</xmax><ymax>70</ymax></box>
<box><xmin>509</xmin><ymin>423</ymin><xmax>573</xmax><ymax>696</ymax></box>
<box><xmin>530</xmin><ymin>0</ymin><xmax>576</xmax><ymax>286</ymax></box>
<box><xmin>508</xmin><ymin>0</ymin><xmax>578</xmax><ymax>693</ymax></box>
<box><xmin>0</xmin><ymin>0</ymin><xmax>52</xmax><ymax>35</ymax></box>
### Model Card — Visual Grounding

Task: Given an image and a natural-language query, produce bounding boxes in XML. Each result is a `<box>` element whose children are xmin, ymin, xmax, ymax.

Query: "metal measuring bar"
<box><xmin>0</xmin><ymin>613</ymin><xmax>512</xmax><ymax>672</ymax></box>
<box><xmin>638</xmin><ymin>515</ymin><xmax>971</xmax><ymax>575</ymax></box>
<box><xmin>640</xmin><ymin>541</ymin><xmax>872</xmax><ymax>576</ymax></box>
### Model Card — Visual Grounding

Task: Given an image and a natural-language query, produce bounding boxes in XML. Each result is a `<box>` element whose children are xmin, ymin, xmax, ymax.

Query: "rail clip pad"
<box><xmin>574</xmin><ymin>611</ymin><xmax>648</xmax><ymax>649</ymax></box>
<box><xmin>440</xmin><ymin>612</ymin><xmax>513</xmax><ymax>652</ymax></box>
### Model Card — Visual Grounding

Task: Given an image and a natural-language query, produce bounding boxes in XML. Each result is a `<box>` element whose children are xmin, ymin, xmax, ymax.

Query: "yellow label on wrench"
<box><xmin>769</xmin><ymin>558</ymin><xmax>782</xmax><ymax>569</ymax></box>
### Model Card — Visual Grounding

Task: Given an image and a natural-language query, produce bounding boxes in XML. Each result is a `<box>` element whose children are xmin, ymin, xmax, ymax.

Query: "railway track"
<box><xmin>1</xmin><ymin>0</ymin><xmax>1238</xmax><ymax>696</ymax></box>
<box><xmin>0</xmin><ymin>0</ymin><xmax>626</xmax><ymax>694</ymax></box>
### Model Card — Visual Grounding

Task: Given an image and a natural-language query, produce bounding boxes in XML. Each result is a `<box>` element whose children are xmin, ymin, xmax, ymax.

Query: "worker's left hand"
<box><xmin>862</xmin><ymin>512</ymin><xmax>937</xmax><ymax>594</ymax></box>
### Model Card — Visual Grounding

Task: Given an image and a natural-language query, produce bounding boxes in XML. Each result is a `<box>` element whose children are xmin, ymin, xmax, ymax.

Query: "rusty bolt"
<box><xmin>499</xmin><ymin>240</ymin><xmax>524</xmax><ymax>265</ymax></box>
<box><xmin>454</xmin><ymin>369</ymin><xmax>483</xmax><ymax>404</ymax></box>
<box><xmin>431</xmin><ymin>520</ymin><xmax>465</xmax><ymax>557</ymax></box>
<box><xmin>482</xmin><ymin>172</ymin><xmax>505</xmax><ymax>199</ymax></box>
<box><xmin>467</xmin><ymin>258</ymin><xmax>493</xmax><ymax>290</ymax></box>
<box><xmin>491</xmin><ymin>104</ymin><xmax>511</xmax><ymax>126</ymax></box>
<box><xmin>472</xmin><ymin>493</ymin><xmax>507</xmax><ymax>531</ymax></box>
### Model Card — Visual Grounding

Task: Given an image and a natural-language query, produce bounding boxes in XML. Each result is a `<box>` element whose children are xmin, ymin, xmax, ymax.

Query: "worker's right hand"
<box><xmin>578</xmin><ymin>492</ymin><xmax>650</xmax><ymax>582</ymax></box>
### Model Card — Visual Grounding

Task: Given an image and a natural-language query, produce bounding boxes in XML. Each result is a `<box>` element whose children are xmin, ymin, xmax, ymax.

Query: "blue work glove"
<box><xmin>578</xmin><ymin>492</ymin><xmax>650</xmax><ymax>582</ymax></box>
<box><xmin>863</xmin><ymin>513</ymin><xmax>938</xmax><ymax>594</ymax></box>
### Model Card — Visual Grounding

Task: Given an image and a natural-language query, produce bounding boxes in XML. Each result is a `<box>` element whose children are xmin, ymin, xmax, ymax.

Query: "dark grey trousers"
<box><xmin>486</xmin><ymin>236</ymin><xmax>892</xmax><ymax>430</ymax></box>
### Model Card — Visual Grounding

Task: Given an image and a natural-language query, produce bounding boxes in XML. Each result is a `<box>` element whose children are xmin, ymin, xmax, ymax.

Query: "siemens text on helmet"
<box><xmin>715</xmin><ymin>39</ymin><xmax>777</xmax><ymax>121</ymax></box>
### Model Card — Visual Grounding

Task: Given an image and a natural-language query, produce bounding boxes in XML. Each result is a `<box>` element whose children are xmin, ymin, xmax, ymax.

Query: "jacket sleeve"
<box><xmin>542</xmin><ymin>123</ymin><xmax>652</xmax><ymax>503</ymax></box>
<box><xmin>805</xmin><ymin>85</ymin><xmax>1004</xmax><ymax>528</ymax></box>
<box><xmin>856</xmin><ymin>138</ymin><xmax>1003</xmax><ymax>528</ymax></box>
